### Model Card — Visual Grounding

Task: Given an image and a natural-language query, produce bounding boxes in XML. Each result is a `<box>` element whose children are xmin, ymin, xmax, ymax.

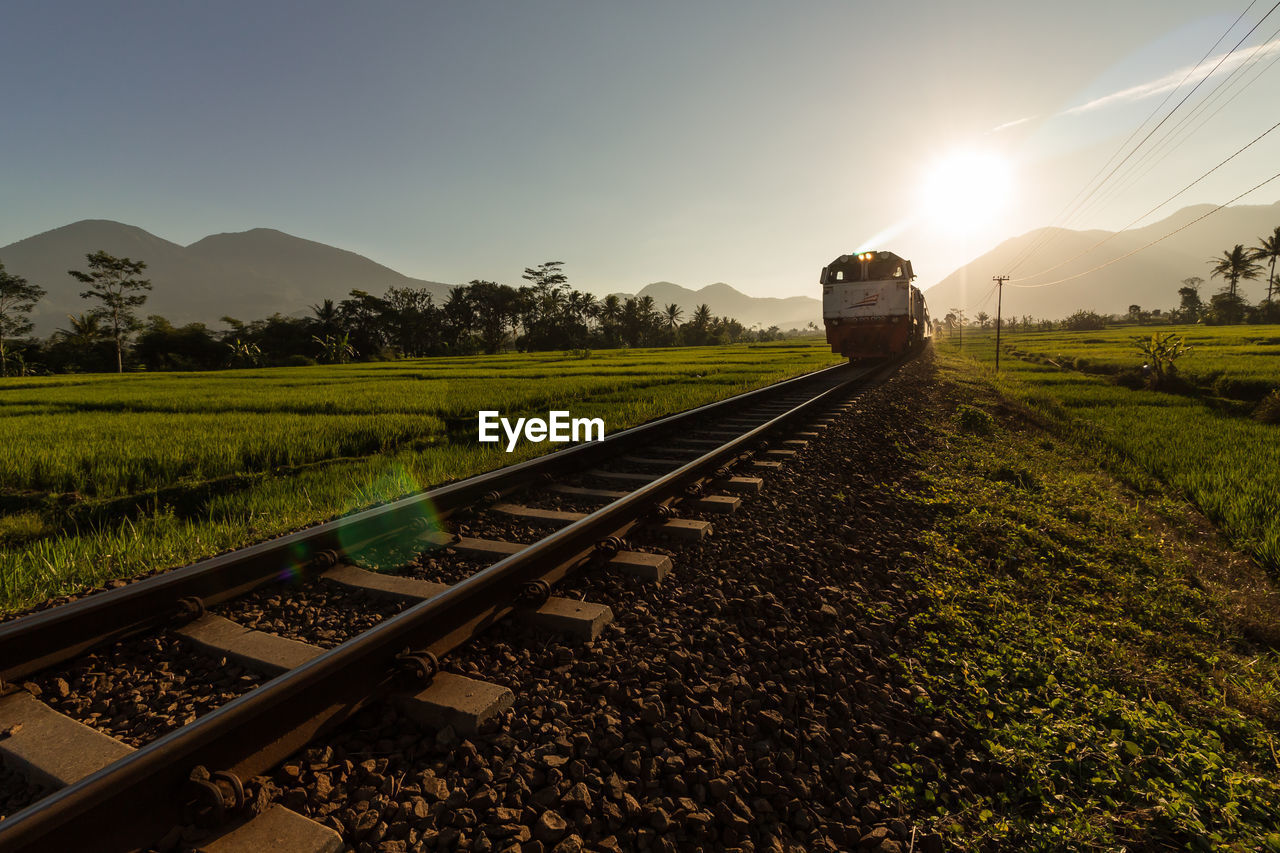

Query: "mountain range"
<box><xmin>923</xmin><ymin>200</ymin><xmax>1280</xmax><ymax>320</ymax></box>
<box><xmin>0</xmin><ymin>220</ymin><xmax>823</xmax><ymax>335</ymax></box>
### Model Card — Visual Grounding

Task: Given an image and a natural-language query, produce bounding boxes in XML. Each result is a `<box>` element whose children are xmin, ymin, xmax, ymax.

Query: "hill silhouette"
<box><xmin>924</xmin><ymin>200</ymin><xmax>1280</xmax><ymax>319</ymax></box>
<box><xmin>1</xmin><ymin>220</ymin><xmax>454</xmax><ymax>334</ymax></box>
<box><xmin>1</xmin><ymin>220</ymin><xmax>824</xmax><ymax>335</ymax></box>
<box><xmin>631</xmin><ymin>281</ymin><xmax>820</xmax><ymax>330</ymax></box>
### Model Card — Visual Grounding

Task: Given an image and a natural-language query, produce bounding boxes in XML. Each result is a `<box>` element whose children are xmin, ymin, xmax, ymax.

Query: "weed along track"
<box><xmin>0</xmin><ymin>358</ymin><xmax>906</xmax><ymax>852</ymax></box>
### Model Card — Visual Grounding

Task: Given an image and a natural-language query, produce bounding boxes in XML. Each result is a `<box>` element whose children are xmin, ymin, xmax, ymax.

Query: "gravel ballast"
<box><xmin>249</xmin><ymin>353</ymin><xmax>951</xmax><ymax>853</ymax></box>
<box><xmin>29</xmin><ymin>631</ymin><xmax>266</xmax><ymax>748</ymax></box>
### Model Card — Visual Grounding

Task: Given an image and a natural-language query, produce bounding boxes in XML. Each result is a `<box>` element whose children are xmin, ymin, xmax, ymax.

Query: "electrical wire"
<box><xmin>1010</xmin><ymin>115</ymin><xmax>1280</xmax><ymax>282</ymax></box>
<box><xmin>1009</xmin><ymin>167</ymin><xmax>1280</xmax><ymax>288</ymax></box>
<box><xmin>1007</xmin><ymin>0</ymin><xmax>1275</xmax><ymax>274</ymax></box>
<box><xmin>1077</xmin><ymin>21</ymin><xmax>1280</xmax><ymax>226</ymax></box>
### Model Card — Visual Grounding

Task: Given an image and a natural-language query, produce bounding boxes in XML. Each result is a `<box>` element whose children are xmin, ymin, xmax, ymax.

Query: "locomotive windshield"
<box><xmin>821</xmin><ymin>252</ymin><xmax>913</xmax><ymax>284</ymax></box>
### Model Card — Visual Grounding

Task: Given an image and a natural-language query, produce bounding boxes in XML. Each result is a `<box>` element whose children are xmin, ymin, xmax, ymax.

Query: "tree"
<box><xmin>519</xmin><ymin>261</ymin><xmax>571</xmax><ymax>350</ymax></box>
<box><xmin>1249</xmin><ymin>225</ymin><xmax>1280</xmax><ymax>311</ymax></box>
<box><xmin>68</xmin><ymin>250</ymin><xmax>152</xmax><ymax>372</ymax></box>
<box><xmin>313</xmin><ymin>332</ymin><xmax>355</xmax><ymax>364</ymax></box>
<box><xmin>684</xmin><ymin>303</ymin><xmax>713</xmax><ymax>346</ymax></box>
<box><xmin>0</xmin><ymin>260</ymin><xmax>45</xmax><ymax>377</ymax></box>
<box><xmin>50</xmin><ymin>313</ymin><xmax>113</xmax><ymax>372</ymax></box>
<box><xmin>975</xmin><ymin>312</ymin><xmax>990</xmax><ymax>330</ymax></box>
<box><xmin>1177</xmin><ymin>277</ymin><xmax>1204</xmax><ymax>322</ymax></box>
<box><xmin>225</xmin><ymin>338</ymin><xmax>263</xmax><ymax>368</ymax></box>
<box><xmin>663</xmin><ymin>303</ymin><xmax>683</xmax><ymax>329</ymax></box>
<box><xmin>637</xmin><ymin>295</ymin><xmax>659</xmax><ymax>346</ymax></box>
<box><xmin>337</xmin><ymin>289</ymin><xmax>390</xmax><ymax>357</ymax></box>
<box><xmin>464</xmin><ymin>280</ymin><xmax>520</xmax><ymax>354</ymax></box>
<box><xmin>1208</xmin><ymin>244</ymin><xmax>1262</xmax><ymax>302</ymax></box>
<box><xmin>522</xmin><ymin>261</ymin><xmax>568</xmax><ymax>293</ymax></box>
<box><xmin>134</xmin><ymin>316</ymin><xmax>223</xmax><ymax>370</ymax></box>
<box><xmin>310</xmin><ymin>298</ymin><xmax>341</xmax><ymax>337</ymax></box>
<box><xmin>1061</xmin><ymin>309</ymin><xmax>1106</xmax><ymax>331</ymax></box>
<box><xmin>947</xmin><ymin>308</ymin><xmax>966</xmax><ymax>346</ymax></box>
<box><xmin>1207</xmin><ymin>291</ymin><xmax>1248</xmax><ymax>325</ymax></box>
<box><xmin>57</xmin><ymin>313</ymin><xmax>106</xmax><ymax>346</ymax></box>
<box><xmin>1135</xmin><ymin>332</ymin><xmax>1192</xmax><ymax>388</ymax></box>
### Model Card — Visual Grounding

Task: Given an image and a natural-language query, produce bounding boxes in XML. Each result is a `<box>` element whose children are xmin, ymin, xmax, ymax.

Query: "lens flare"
<box><xmin>335</xmin><ymin>462</ymin><xmax>441</xmax><ymax>564</ymax></box>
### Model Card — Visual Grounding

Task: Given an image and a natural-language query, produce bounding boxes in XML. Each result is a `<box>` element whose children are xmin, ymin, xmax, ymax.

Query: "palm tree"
<box><xmin>663</xmin><ymin>303</ymin><xmax>683</xmax><ymax>329</ymax></box>
<box><xmin>1250</xmin><ymin>226</ymin><xmax>1280</xmax><ymax>309</ymax></box>
<box><xmin>56</xmin><ymin>313</ymin><xmax>105</xmax><ymax>347</ymax></box>
<box><xmin>690</xmin><ymin>303</ymin><xmax>712</xmax><ymax>330</ymax></box>
<box><xmin>1208</xmin><ymin>244</ymin><xmax>1263</xmax><ymax>298</ymax></box>
<box><xmin>599</xmin><ymin>294</ymin><xmax>621</xmax><ymax>327</ymax></box>
<box><xmin>310</xmin><ymin>298</ymin><xmax>340</xmax><ymax>336</ymax></box>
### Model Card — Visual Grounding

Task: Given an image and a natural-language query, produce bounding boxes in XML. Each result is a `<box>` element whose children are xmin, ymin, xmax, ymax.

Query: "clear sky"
<box><xmin>4</xmin><ymin>1</ymin><xmax>1279</xmax><ymax>299</ymax></box>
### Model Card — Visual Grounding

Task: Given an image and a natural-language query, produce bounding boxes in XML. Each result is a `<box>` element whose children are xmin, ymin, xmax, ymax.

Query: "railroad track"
<box><xmin>0</xmin><ymin>356</ymin><xmax>903</xmax><ymax>852</ymax></box>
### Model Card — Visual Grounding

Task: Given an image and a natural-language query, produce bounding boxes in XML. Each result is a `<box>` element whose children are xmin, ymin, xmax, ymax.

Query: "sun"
<box><xmin>918</xmin><ymin>150</ymin><xmax>1013</xmax><ymax>235</ymax></box>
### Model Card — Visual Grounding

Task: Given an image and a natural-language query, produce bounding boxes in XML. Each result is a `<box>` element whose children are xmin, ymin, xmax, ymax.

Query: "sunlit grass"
<box><xmin>937</xmin><ymin>327</ymin><xmax>1280</xmax><ymax>570</ymax></box>
<box><xmin>0</xmin><ymin>341</ymin><xmax>841</xmax><ymax>613</ymax></box>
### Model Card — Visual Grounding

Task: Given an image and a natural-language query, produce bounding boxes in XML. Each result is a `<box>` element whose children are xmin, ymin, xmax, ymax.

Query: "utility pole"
<box><xmin>993</xmin><ymin>275</ymin><xmax>1009</xmax><ymax>371</ymax></box>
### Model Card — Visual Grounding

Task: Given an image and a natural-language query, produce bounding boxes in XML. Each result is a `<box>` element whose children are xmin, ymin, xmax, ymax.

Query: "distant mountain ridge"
<box><xmin>1</xmin><ymin>220</ymin><xmax>455</xmax><ymax>334</ymax></box>
<box><xmin>1</xmin><ymin>220</ymin><xmax>822</xmax><ymax>334</ymax></box>
<box><xmin>629</xmin><ymin>281</ymin><xmax>820</xmax><ymax>330</ymax></box>
<box><xmin>924</xmin><ymin>200</ymin><xmax>1280</xmax><ymax>320</ymax></box>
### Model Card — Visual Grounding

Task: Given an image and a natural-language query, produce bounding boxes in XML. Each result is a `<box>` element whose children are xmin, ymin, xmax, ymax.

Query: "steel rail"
<box><xmin>0</xmin><ymin>360</ymin><xmax>893</xmax><ymax>853</ymax></box>
<box><xmin>0</xmin><ymin>362</ymin><xmax>852</xmax><ymax>684</ymax></box>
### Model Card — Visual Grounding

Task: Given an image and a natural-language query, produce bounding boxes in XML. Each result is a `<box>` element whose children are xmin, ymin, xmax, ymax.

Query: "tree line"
<box><xmin>938</xmin><ymin>226</ymin><xmax>1280</xmax><ymax>335</ymax></box>
<box><xmin>0</xmin><ymin>255</ymin><xmax>806</xmax><ymax>376</ymax></box>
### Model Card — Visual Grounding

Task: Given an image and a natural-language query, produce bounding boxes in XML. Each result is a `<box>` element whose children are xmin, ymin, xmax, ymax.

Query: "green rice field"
<box><xmin>937</xmin><ymin>324</ymin><xmax>1280</xmax><ymax>571</ymax></box>
<box><xmin>999</xmin><ymin>324</ymin><xmax>1280</xmax><ymax>401</ymax></box>
<box><xmin>0</xmin><ymin>342</ymin><xmax>842</xmax><ymax>613</ymax></box>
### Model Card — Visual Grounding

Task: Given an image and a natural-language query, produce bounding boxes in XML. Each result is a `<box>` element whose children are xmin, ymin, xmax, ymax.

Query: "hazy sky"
<box><xmin>4</xmin><ymin>1</ymin><xmax>1279</xmax><ymax>301</ymax></box>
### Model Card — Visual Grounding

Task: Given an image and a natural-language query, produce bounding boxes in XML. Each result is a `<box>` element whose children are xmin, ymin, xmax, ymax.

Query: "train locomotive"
<box><xmin>821</xmin><ymin>250</ymin><xmax>931</xmax><ymax>361</ymax></box>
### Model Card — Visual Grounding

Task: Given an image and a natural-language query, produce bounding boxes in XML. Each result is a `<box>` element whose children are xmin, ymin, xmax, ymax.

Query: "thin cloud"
<box><xmin>1063</xmin><ymin>36</ymin><xmax>1280</xmax><ymax>115</ymax></box>
<box><xmin>988</xmin><ymin>116</ymin><xmax>1036</xmax><ymax>133</ymax></box>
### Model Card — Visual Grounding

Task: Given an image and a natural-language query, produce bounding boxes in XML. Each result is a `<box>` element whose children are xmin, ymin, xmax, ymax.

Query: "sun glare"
<box><xmin>918</xmin><ymin>150</ymin><xmax>1013</xmax><ymax>234</ymax></box>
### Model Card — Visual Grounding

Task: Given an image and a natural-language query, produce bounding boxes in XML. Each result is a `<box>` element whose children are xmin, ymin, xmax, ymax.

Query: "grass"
<box><xmin>937</xmin><ymin>326</ymin><xmax>1280</xmax><ymax>572</ymax></box>
<box><xmin>891</xmin><ymin>350</ymin><xmax>1280</xmax><ymax>849</ymax></box>
<box><xmin>997</xmin><ymin>323</ymin><xmax>1280</xmax><ymax>401</ymax></box>
<box><xmin>0</xmin><ymin>341</ymin><xmax>842</xmax><ymax>614</ymax></box>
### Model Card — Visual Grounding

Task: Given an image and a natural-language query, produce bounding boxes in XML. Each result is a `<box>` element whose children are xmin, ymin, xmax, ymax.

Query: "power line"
<box><xmin>1076</xmin><ymin>21</ymin><xmax>1280</xmax><ymax>226</ymax></box>
<box><xmin>1010</xmin><ymin>115</ymin><xmax>1280</xmax><ymax>282</ymax></box>
<box><xmin>1009</xmin><ymin>167</ymin><xmax>1280</xmax><ymax>289</ymax></box>
<box><xmin>1008</xmin><ymin>0</ymin><xmax>1276</xmax><ymax>274</ymax></box>
<box><xmin>1005</xmin><ymin>0</ymin><xmax>1262</xmax><ymax>273</ymax></box>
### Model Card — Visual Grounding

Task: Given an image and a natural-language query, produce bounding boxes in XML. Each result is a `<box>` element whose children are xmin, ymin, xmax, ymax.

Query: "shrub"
<box><xmin>1254</xmin><ymin>389</ymin><xmax>1280</xmax><ymax>424</ymax></box>
<box><xmin>1134</xmin><ymin>332</ymin><xmax>1192</xmax><ymax>389</ymax></box>
<box><xmin>989</xmin><ymin>463</ymin><xmax>1040</xmax><ymax>491</ymax></box>
<box><xmin>281</xmin><ymin>355</ymin><xmax>318</xmax><ymax>367</ymax></box>
<box><xmin>1061</xmin><ymin>310</ymin><xmax>1107</xmax><ymax>331</ymax></box>
<box><xmin>955</xmin><ymin>404</ymin><xmax>994</xmax><ymax>435</ymax></box>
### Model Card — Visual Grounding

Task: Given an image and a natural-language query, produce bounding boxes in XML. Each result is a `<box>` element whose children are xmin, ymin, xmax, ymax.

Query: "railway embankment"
<box><xmin>207</xmin><ymin>348</ymin><xmax>1273</xmax><ymax>851</ymax></box>
<box><xmin>4</xmin><ymin>348</ymin><xmax>1278</xmax><ymax>851</ymax></box>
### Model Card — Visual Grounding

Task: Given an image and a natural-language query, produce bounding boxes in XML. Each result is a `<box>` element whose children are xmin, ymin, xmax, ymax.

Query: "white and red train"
<box><xmin>820</xmin><ymin>250</ymin><xmax>931</xmax><ymax>360</ymax></box>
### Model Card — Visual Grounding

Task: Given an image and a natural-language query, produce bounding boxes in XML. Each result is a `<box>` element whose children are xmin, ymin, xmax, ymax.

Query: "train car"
<box><xmin>820</xmin><ymin>250</ymin><xmax>931</xmax><ymax>360</ymax></box>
